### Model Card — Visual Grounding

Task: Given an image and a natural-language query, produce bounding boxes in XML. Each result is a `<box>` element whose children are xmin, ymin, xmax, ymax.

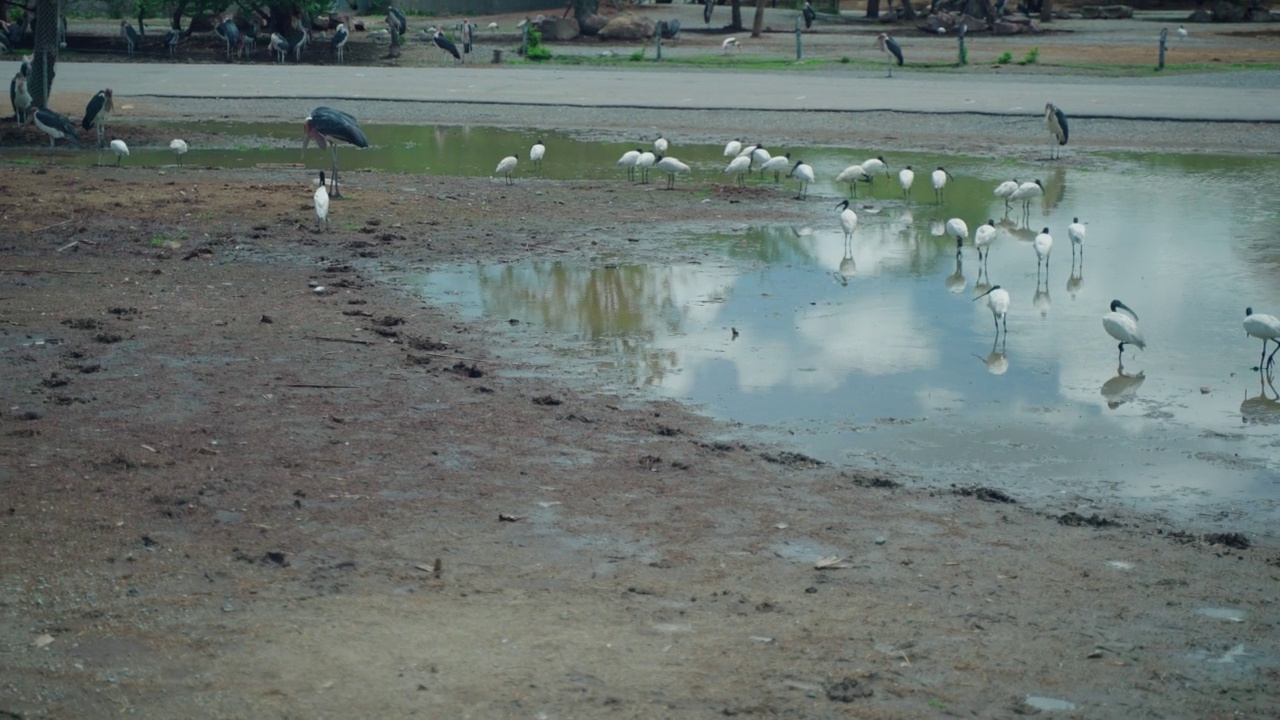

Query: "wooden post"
<box><xmin>957</xmin><ymin>22</ymin><xmax>967</xmax><ymax>66</ymax></box>
<box><xmin>655</xmin><ymin>26</ymin><xmax>662</xmax><ymax>60</ymax></box>
<box><xmin>795</xmin><ymin>14</ymin><xmax>802</xmax><ymax>60</ymax></box>
<box><xmin>1157</xmin><ymin>27</ymin><xmax>1168</xmax><ymax>70</ymax></box>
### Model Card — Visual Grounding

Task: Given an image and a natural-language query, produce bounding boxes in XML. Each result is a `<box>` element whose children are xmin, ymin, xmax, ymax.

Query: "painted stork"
<box><xmin>303</xmin><ymin>107</ymin><xmax>369</xmax><ymax>197</ymax></box>
<box><xmin>10</xmin><ymin>69</ymin><xmax>32</xmax><ymax>125</ymax></box>
<box><xmin>461</xmin><ymin>19</ymin><xmax>474</xmax><ymax>55</ymax></box>
<box><xmin>215</xmin><ymin>18</ymin><xmax>243</xmax><ymax>61</ymax></box>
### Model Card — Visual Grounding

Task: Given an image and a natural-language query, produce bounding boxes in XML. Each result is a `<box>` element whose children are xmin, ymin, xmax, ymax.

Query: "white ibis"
<box><xmin>10</xmin><ymin>70</ymin><xmax>31</xmax><ymax>125</ymax></box>
<box><xmin>487</xmin><ymin>21</ymin><xmax>499</xmax><ymax>32</ymax></box>
<box><xmin>897</xmin><ymin>165</ymin><xmax>914</xmax><ymax>201</ymax></box>
<box><xmin>721</xmin><ymin>37</ymin><xmax>739</xmax><ymax>55</ymax></box>
<box><xmin>974</xmin><ymin>219</ymin><xmax>996</xmax><ymax>263</ymax></box>
<box><xmin>749</xmin><ymin>145</ymin><xmax>771</xmax><ymax>169</ymax></box>
<box><xmin>835</xmin><ymin>164</ymin><xmax>870</xmax><ymax>198</ymax></box>
<box><xmin>303</xmin><ymin>107</ymin><xmax>369</xmax><ymax>197</ymax></box>
<box><xmin>617</xmin><ymin>148</ymin><xmax>642</xmax><ymax>181</ymax></box>
<box><xmin>269</xmin><ymin>33</ymin><xmax>289</xmax><ymax>63</ymax></box>
<box><xmin>931</xmin><ymin>166</ymin><xmax>953</xmax><ymax>204</ymax></box>
<box><xmin>1067</xmin><ymin>217</ymin><xmax>1086</xmax><ymax>260</ymax></box>
<box><xmin>636</xmin><ymin>150</ymin><xmax>657</xmax><ymax>184</ymax></box>
<box><xmin>1010</xmin><ymin>179</ymin><xmax>1044</xmax><ymax>216</ymax></box>
<box><xmin>82</xmin><ymin>88</ymin><xmax>113</xmax><ymax>149</ymax></box>
<box><xmin>109</xmin><ymin>138</ymin><xmax>129</xmax><ymax>166</ymax></box>
<box><xmin>121</xmin><ymin>20</ymin><xmax>139</xmax><ymax>55</ymax></box>
<box><xmin>530</xmin><ymin>139</ymin><xmax>545</xmax><ymax>170</ymax></box>
<box><xmin>1045</xmin><ymin>102</ymin><xmax>1069</xmax><ymax>160</ymax></box>
<box><xmin>1177</xmin><ymin>25</ymin><xmax>1188</xmax><ymax>39</ymax></box>
<box><xmin>789</xmin><ymin>159</ymin><xmax>814</xmax><ymax>200</ymax></box>
<box><xmin>432</xmin><ymin>26</ymin><xmax>461</xmax><ymax>64</ymax></box>
<box><xmin>876</xmin><ymin>33</ymin><xmax>903</xmax><ymax>77</ymax></box>
<box><xmin>170</xmin><ymin>138</ymin><xmax>188</xmax><ymax>166</ymax></box>
<box><xmin>655</xmin><ymin>155</ymin><xmax>690</xmax><ymax>189</ymax></box>
<box><xmin>724</xmin><ymin>154</ymin><xmax>752</xmax><ymax>187</ymax></box>
<box><xmin>314</xmin><ymin>171</ymin><xmax>330</xmax><ymax>231</ymax></box>
<box><xmin>723</xmin><ymin>139</ymin><xmax>742</xmax><ymax>157</ymax></box>
<box><xmin>1034</xmin><ymin>227</ymin><xmax>1053</xmax><ymax>273</ymax></box>
<box><xmin>994</xmin><ymin>178</ymin><xmax>1019</xmax><ymax>210</ymax></box>
<box><xmin>33</xmin><ymin>107</ymin><xmax>79</xmax><ymax>148</ymax></box>
<box><xmin>835</xmin><ymin>200</ymin><xmax>858</xmax><ymax>243</ymax></box>
<box><xmin>758</xmin><ymin>152</ymin><xmax>791</xmax><ymax>183</ymax></box>
<box><xmin>163</xmin><ymin>27</ymin><xmax>180</xmax><ymax>56</ymax></box>
<box><xmin>1103</xmin><ymin>300</ymin><xmax>1145</xmax><ymax>364</ymax></box>
<box><xmin>653</xmin><ymin>135</ymin><xmax>668</xmax><ymax>155</ymax></box>
<box><xmin>332</xmin><ymin>23</ymin><xmax>349</xmax><ymax>64</ymax></box>
<box><xmin>945</xmin><ymin>217</ymin><xmax>968</xmax><ymax>257</ymax></box>
<box><xmin>974</xmin><ymin>285</ymin><xmax>1011</xmax><ymax>337</ymax></box>
<box><xmin>495</xmin><ymin>154</ymin><xmax>518</xmax><ymax>184</ymax></box>
<box><xmin>861</xmin><ymin>156</ymin><xmax>889</xmax><ymax>190</ymax></box>
<box><xmin>1244</xmin><ymin>308</ymin><xmax>1280</xmax><ymax>372</ymax></box>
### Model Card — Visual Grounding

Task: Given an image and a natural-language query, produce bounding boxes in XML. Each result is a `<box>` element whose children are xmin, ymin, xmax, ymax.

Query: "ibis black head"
<box><xmin>876</xmin><ymin>155</ymin><xmax>886</xmax><ymax>162</ymax></box>
<box><xmin>1073</xmin><ymin>217</ymin><xmax>1079</xmax><ymax>223</ymax></box>
<box><xmin>1034</xmin><ymin>179</ymin><xmax>1044</xmax><ymax>188</ymax></box>
<box><xmin>1042</xmin><ymin>227</ymin><xmax>1050</xmax><ymax>234</ymax></box>
<box><xmin>319</xmin><ymin>170</ymin><xmax>326</xmax><ymax>184</ymax></box>
<box><xmin>1246</xmin><ymin>307</ymin><xmax>1254</xmax><ymax>317</ymax></box>
<box><xmin>1110</xmin><ymin>299</ymin><xmax>1137</xmax><ymax>320</ymax></box>
<box><xmin>836</xmin><ymin>200</ymin><xmax>850</xmax><ymax>211</ymax></box>
<box><xmin>936</xmin><ymin>166</ymin><xmax>945</xmax><ymax>171</ymax></box>
<box><xmin>986</xmin><ymin>218</ymin><xmax>995</xmax><ymax>226</ymax></box>
<box><xmin>904</xmin><ymin>165</ymin><xmax>912</xmax><ymax>170</ymax></box>
<box><xmin>974</xmin><ymin>285</ymin><xmax>1001</xmax><ymax>301</ymax></box>
<box><xmin>791</xmin><ymin>159</ymin><xmax>804</xmax><ymax>168</ymax></box>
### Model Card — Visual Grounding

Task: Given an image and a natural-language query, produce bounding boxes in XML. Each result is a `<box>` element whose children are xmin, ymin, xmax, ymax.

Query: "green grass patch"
<box><xmin>1020</xmin><ymin>47</ymin><xmax>1040</xmax><ymax>65</ymax></box>
<box><xmin>996</xmin><ymin>51</ymin><xmax>1013</xmax><ymax>65</ymax></box>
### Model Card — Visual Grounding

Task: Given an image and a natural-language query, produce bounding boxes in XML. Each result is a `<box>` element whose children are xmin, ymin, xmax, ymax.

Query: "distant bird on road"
<box><xmin>303</xmin><ymin>107</ymin><xmax>369</xmax><ymax>197</ymax></box>
<box><xmin>495</xmin><ymin>153</ymin><xmax>518</xmax><ymax>184</ymax></box>
<box><xmin>33</xmin><ymin>107</ymin><xmax>79</xmax><ymax>148</ymax></box>
<box><xmin>170</xmin><ymin>138</ymin><xmax>189</xmax><ymax>166</ymax></box>
<box><xmin>1045</xmin><ymin>102</ymin><xmax>1069</xmax><ymax>160</ymax></box>
<box><xmin>876</xmin><ymin>33</ymin><xmax>903</xmax><ymax>77</ymax></box>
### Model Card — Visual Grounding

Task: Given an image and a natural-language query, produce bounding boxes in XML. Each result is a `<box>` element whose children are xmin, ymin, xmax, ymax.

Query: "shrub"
<box><xmin>996</xmin><ymin>51</ymin><xmax>1013</xmax><ymax>64</ymax></box>
<box><xmin>527</xmin><ymin>45</ymin><xmax>552</xmax><ymax>61</ymax></box>
<box><xmin>840</xmin><ymin>56</ymin><xmax>850</xmax><ymax>64</ymax></box>
<box><xmin>1022</xmin><ymin>47</ymin><xmax>1040</xmax><ymax>64</ymax></box>
<box><xmin>629</xmin><ymin>47</ymin><xmax>645</xmax><ymax>61</ymax></box>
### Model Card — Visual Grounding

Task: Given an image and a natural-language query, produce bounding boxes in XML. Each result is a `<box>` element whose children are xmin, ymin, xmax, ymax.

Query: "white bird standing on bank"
<box><xmin>530</xmin><ymin>139</ymin><xmax>545</xmax><ymax>171</ymax></box>
<box><xmin>653</xmin><ymin>134</ymin><xmax>668</xmax><ymax>155</ymax></box>
<box><xmin>724</xmin><ymin>139</ymin><xmax>742</xmax><ymax>157</ymax></box>
<box><xmin>861</xmin><ymin>155</ymin><xmax>889</xmax><ymax>183</ymax></box>
<box><xmin>835</xmin><ymin>200</ymin><xmax>858</xmax><ymax>243</ymax></box>
<box><xmin>487</xmin><ymin>21</ymin><xmax>499</xmax><ymax>32</ymax></box>
<box><xmin>835</xmin><ymin>164</ymin><xmax>869</xmax><ymax>198</ymax></box>
<box><xmin>974</xmin><ymin>219</ymin><xmax>996</xmax><ymax>263</ymax></box>
<box><xmin>897</xmin><ymin>165</ymin><xmax>914</xmax><ymax>201</ymax></box>
<box><xmin>636</xmin><ymin>150</ymin><xmax>656</xmax><ymax>183</ymax></box>
<box><xmin>495</xmin><ymin>153</ymin><xmax>518</xmax><ymax>184</ymax></box>
<box><xmin>1045</xmin><ymin>102</ymin><xmax>1069</xmax><ymax>160</ymax></box>
<box><xmin>314</xmin><ymin>171</ymin><xmax>330</xmax><ymax>231</ymax></box>
<box><xmin>617</xmin><ymin>148</ymin><xmax>642</xmax><ymax>181</ymax></box>
<box><xmin>1177</xmin><ymin>25</ymin><xmax>1187</xmax><ymax>39</ymax></box>
<box><xmin>1244</xmin><ymin>308</ymin><xmax>1280</xmax><ymax>371</ymax></box>
<box><xmin>1104</xmin><ymin>300</ymin><xmax>1145</xmax><ymax>364</ymax></box>
<box><xmin>946</xmin><ymin>217</ymin><xmax>968</xmax><ymax>257</ymax></box>
<box><xmin>1034</xmin><ymin>227</ymin><xmax>1053</xmax><ymax>273</ymax></box>
<box><xmin>109</xmin><ymin>138</ymin><xmax>129</xmax><ymax>166</ymax></box>
<box><xmin>790</xmin><ymin>159</ymin><xmax>815</xmax><ymax>200</ymax></box>
<box><xmin>994</xmin><ymin>178</ymin><xmax>1019</xmax><ymax>211</ymax></box>
<box><xmin>655</xmin><ymin>155</ymin><xmax>690</xmax><ymax>189</ymax></box>
<box><xmin>724</xmin><ymin>154</ymin><xmax>752</xmax><ymax>186</ymax></box>
<box><xmin>170</xmin><ymin>138</ymin><xmax>188</xmax><ymax>166</ymax></box>
<box><xmin>1067</xmin><ymin>217</ymin><xmax>1087</xmax><ymax>259</ymax></box>
<box><xmin>974</xmin><ymin>285</ymin><xmax>1010</xmax><ymax>338</ymax></box>
<box><xmin>931</xmin><ymin>166</ymin><xmax>953</xmax><ymax>204</ymax></box>
<box><xmin>721</xmin><ymin>37</ymin><xmax>739</xmax><ymax>54</ymax></box>
<box><xmin>758</xmin><ymin>152</ymin><xmax>792</xmax><ymax>183</ymax></box>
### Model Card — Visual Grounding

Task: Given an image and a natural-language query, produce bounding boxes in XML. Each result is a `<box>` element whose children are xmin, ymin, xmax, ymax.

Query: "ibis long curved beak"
<box><xmin>973</xmin><ymin>288</ymin><xmax>994</xmax><ymax>301</ymax></box>
<box><xmin>1116</xmin><ymin>300</ymin><xmax>1138</xmax><ymax>321</ymax></box>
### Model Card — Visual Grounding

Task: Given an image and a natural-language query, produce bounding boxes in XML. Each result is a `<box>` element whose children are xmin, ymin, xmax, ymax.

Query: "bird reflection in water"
<box><xmin>1102</xmin><ymin>363</ymin><xmax>1145</xmax><ymax>409</ymax></box>
<box><xmin>1240</xmin><ymin>372</ymin><xmax>1280</xmax><ymax>425</ymax></box>
<box><xmin>1067</xmin><ymin>252</ymin><xmax>1084</xmax><ymax>300</ymax></box>
<box><xmin>945</xmin><ymin>252</ymin><xmax>965</xmax><ymax>294</ymax></box>
<box><xmin>1034</xmin><ymin>283</ymin><xmax>1051</xmax><ymax>318</ymax></box>
<box><xmin>976</xmin><ymin>336</ymin><xmax>1009</xmax><ymax>375</ymax></box>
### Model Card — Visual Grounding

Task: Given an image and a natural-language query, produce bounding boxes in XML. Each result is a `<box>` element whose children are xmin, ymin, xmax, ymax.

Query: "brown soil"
<box><xmin>3</xmin><ymin>156</ymin><xmax>1278</xmax><ymax>717</ymax></box>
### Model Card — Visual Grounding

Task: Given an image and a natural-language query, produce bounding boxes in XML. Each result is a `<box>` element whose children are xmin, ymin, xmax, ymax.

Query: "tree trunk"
<box><xmin>1040</xmin><ymin>0</ymin><xmax>1053</xmax><ymax>22</ymax></box>
<box><xmin>171</xmin><ymin>0</ymin><xmax>188</xmax><ymax>33</ymax></box>
<box><xmin>29</xmin><ymin>0</ymin><xmax>58</xmax><ymax>109</ymax></box>
<box><xmin>901</xmin><ymin>0</ymin><xmax>917</xmax><ymax>20</ymax></box>
<box><xmin>866</xmin><ymin>0</ymin><xmax>880</xmax><ymax>18</ymax></box>
<box><xmin>751</xmin><ymin>0</ymin><xmax>766</xmax><ymax>37</ymax></box>
<box><xmin>730</xmin><ymin>0</ymin><xmax>743</xmax><ymax>30</ymax></box>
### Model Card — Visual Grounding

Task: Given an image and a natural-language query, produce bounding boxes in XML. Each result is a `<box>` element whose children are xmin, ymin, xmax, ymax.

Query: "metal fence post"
<box><xmin>795</xmin><ymin>15</ymin><xmax>802</xmax><ymax>60</ymax></box>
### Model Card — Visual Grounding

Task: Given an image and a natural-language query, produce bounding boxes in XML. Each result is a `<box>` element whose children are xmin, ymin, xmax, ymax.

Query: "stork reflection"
<box><xmin>1067</xmin><ymin>252</ymin><xmax>1084</xmax><ymax>300</ymax></box>
<box><xmin>1102</xmin><ymin>363</ymin><xmax>1145</xmax><ymax>409</ymax></box>
<box><xmin>975</xmin><ymin>335</ymin><xmax>1009</xmax><ymax>375</ymax></box>
<box><xmin>1241</xmin><ymin>372</ymin><xmax>1280</xmax><ymax>425</ymax></box>
<box><xmin>945</xmin><ymin>252</ymin><xmax>966</xmax><ymax>294</ymax></box>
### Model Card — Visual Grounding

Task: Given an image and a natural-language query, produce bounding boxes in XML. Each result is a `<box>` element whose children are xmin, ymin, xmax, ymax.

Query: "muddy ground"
<box><xmin>4</xmin><ymin>19</ymin><xmax>1280</xmax><ymax>720</ymax></box>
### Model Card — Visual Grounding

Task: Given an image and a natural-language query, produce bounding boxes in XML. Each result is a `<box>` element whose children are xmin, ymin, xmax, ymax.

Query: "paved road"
<box><xmin>49</xmin><ymin>62</ymin><xmax>1280</xmax><ymax>122</ymax></box>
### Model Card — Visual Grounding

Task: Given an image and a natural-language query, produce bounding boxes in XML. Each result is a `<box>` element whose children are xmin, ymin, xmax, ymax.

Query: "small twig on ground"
<box><xmin>33</xmin><ymin>219</ymin><xmax>74</xmax><ymax>234</ymax></box>
<box><xmin>283</xmin><ymin>384</ymin><xmax>359</xmax><ymax>389</ymax></box>
<box><xmin>8</xmin><ymin>268</ymin><xmax>101</xmax><ymax>275</ymax></box>
<box><xmin>304</xmin><ymin>335</ymin><xmax>374</xmax><ymax>345</ymax></box>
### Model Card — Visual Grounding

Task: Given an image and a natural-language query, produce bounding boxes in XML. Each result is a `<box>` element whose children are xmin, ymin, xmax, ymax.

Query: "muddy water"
<box><xmin>411</xmin><ymin>148</ymin><xmax>1280</xmax><ymax>529</ymax></box>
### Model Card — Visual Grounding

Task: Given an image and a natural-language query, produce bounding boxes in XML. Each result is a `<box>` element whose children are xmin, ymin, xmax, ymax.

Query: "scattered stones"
<box><xmin>759</xmin><ymin>451</ymin><xmax>824</xmax><ymax>468</ymax></box>
<box><xmin>952</xmin><ymin>485</ymin><xmax>1016</xmax><ymax>503</ymax></box>
<box><xmin>825</xmin><ymin>676</ymin><xmax>873</xmax><ymax>702</ymax></box>
<box><xmin>449</xmin><ymin>362</ymin><xmax>484</xmax><ymax>378</ymax></box>
<box><xmin>1204</xmin><ymin>532</ymin><xmax>1250</xmax><ymax>550</ymax></box>
<box><xmin>62</xmin><ymin>318</ymin><xmax>100</xmax><ymax>330</ymax></box>
<box><xmin>599</xmin><ymin>13</ymin><xmax>655</xmax><ymax>41</ymax></box>
<box><xmin>94</xmin><ymin>332</ymin><xmax>123</xmax><ymax>344</ymax></box>
<box><xmin>532</xmin><ymin>395</ymin><xmax>562</xmax><ymax>406</ymax></box>
<box><xmin>1059</xmin><ymin>512</ymin><xmax>1118</xmax><ymax>528</ymax></box>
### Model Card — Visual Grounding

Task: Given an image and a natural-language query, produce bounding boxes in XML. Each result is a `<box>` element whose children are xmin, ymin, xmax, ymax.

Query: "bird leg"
<box><xmin>329</xmin><ymin>145</ymin><xmax>340</xmax><ymax>197</ymax></box>
<box><xmin>1117</xmin><ymin>342</ymin><xmax>1125</xmax><ymax>365</ymax></box>
<box><xmin>1267</xmin><ymin>341</ymin><xmax>1279</xmax><ymax>372</ymax></box>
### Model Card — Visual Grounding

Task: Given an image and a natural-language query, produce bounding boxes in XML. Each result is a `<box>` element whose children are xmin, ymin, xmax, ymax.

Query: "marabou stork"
<box><xmin>290</xmin><ymin>28</ymin><xmax>309</xmax><ymax>62</ymax></box>
<box><xmin>802</xmin><ymin>1</ymin><xmax>816</xmax><ymax>30</ymax></box>
<box><xmin>876</xmin><ymin>33</ymin><xmax>903</xmax><ymax>77</ymax></box>
<box><xmin>163</xmin><ymin>26</ymin><xmax>180</xmax><ymax>56</ymax></box>
<box><xmin>269</xmin><ymin>32</ymin><xmax>289</xmax><ymax>63</ymax></box>
<box><xmin>215</xmin><ymin>18</ymin><xmax>243</xmax><ymax>61</ymax></box>
<box><xmin>10</xmin><ymin>68</ymin><xmax>32</xmax><ymax>125</ymax></box>
<box><xmin>332</xmin><ymin>23</ymin><xmax>349</xmax><ymax>64</ymax></box>
<box><xmin>303</xmin><ymin>107</ymin><xmax>369</xmax><ymax>197</ymax></box>
<box><xmin>703</xmin><ymin>0</ymin><xmax>714</xmax><ymax>26</ymax></box>
<box><xmin>386</xmin><ymin>6</ymin><xmax>407</xmax><ymax>51</ymax></box>
<box><xmin>432</xmin><ymin>26</ymin><xmax>461</xmax><ymax>64</ymax></box>
<box><xmin>33</xmin><ymin>107</ymin><xmax>79</xmax><ymax>148</ymax></box>
<box><xmin>121</xmin><ymin>20</ymin><xmax>139</xmax><ymax>55</ymax></box>
<box><xmin>243</xmin><ymin>21</ymin><xmax>258</xmax><ymax>52</ymax></box>
<box><xmin>82</xmin><ymin>88</ymin><xmax>114</xmax><ymax>149</ymax></box>
<box><xmin>1045</xmin><ymin>102</ymin><xmax>1069</xmax><ymax>160</ymax></box>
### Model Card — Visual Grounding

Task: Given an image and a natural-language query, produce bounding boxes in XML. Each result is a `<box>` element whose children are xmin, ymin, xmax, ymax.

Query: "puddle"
<box><xmin>1196</xmin><ymin>607</ymin><xmax>1247</xmax><ymax>622</ymax></box>
<box><xmin>402</xmin><ymin>149</ymin><xmax>1280</xmax><ymax>529</ymax></box>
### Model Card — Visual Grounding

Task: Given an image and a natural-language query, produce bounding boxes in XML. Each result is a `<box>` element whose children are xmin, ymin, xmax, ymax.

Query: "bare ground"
<box><xmin>3</xmin><ymin>14</ymin><xmax>1280</xmax><ymax>718</ymax></box>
